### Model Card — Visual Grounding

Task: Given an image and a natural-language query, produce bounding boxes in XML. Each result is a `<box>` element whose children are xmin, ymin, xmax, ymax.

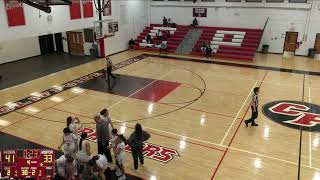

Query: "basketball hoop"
<box><xmin>93</xmin><ymin>19</ymin><xmax>116</xmax><ymax>40</ymax></box>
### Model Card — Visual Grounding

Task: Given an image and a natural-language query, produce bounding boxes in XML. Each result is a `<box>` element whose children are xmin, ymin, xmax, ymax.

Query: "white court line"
<box><xmin>107</xmin><ymin>70</ymin><xmax>174</xmax><ymax>109</ymax></box>
<box><xmin>112</xmin><ymin>117</ymin><xmax>320</xmax><ymax>171</ymax></box>
<box><xmin>309</xmin><ymin>87</ymin><xmax>312</xmax><ymax>168</ymax></box>
<box><xmin>219</xmin><ymin>81</ymin><xmax>257</xmax><ymax>145</ymax></box>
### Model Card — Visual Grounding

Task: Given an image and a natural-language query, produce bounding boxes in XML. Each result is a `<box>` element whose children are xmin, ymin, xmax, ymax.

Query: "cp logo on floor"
<box><xmin>262</xmin><ymin>100</ymin><xmax>320</xmax><ymax>131</ymax></box>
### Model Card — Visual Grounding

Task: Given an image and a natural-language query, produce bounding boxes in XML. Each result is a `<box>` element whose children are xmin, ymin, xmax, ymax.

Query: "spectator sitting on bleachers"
<box><xmin>146</xmin><ymin>34</ymin><xmax>152</xmax><ymax>44</ymax></box>
<box><xmin>157</xmin><ymin>30</ymin><xmax>163</xmax><ymax>40</ymax></box>
<box><xmin>160</xmin><ymin>41</ymin><xmax>168</xmax><ymax>55</ymax></box>
<box><xmin>205</xmin><ymin>46</ymin><xmax>213</xmax><ymax>58</ymax></box>
<box><xmin>200</xmin><ymin>41</ymin><xmax>207</xmax><ymax>54</ymax></box>
<box><xmin>163</xmin><ymin>17</ymin><xmax>168</xmax><ymax>27</ymax></box>
<box><xmin>166</xmin><ymin>30</ymin><xmax>171</xmax><ymax>38</ymax></box>
<box><xmin>191</xmin><ymin>18</ymin><xmax>198</xmax><ymax>28</ymax></box>
<box><xmin>129</xmin><ymin>38</ymin><xmax>135</xmax><ymax>50</ymax></box>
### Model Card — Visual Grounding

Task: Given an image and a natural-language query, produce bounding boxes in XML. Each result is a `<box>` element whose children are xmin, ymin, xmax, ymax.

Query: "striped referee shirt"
<box><xmin>107</xmin><ymin>57</ymin><xmax>112</xmax><ymax>67</ymax></box>
<box><xmin>252</xmin><ymin>92</ymin><xmax>258</xmax><ymax>108</ymax></box>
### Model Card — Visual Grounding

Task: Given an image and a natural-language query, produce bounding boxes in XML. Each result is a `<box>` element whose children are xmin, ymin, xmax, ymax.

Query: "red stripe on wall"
<box><xmin>82</xmin><ymin>0</ymin><xmax>94</xmax><ymax>18</ymax></box>
<box><xmin>70</xmin><ymin>0</ymin><xmax>81</xmax><ymax>20</ymax></box>
<box><xmin>4</xmin><ymin>0</ymin><xmax>25</xmax><ymax>27</ymax></box>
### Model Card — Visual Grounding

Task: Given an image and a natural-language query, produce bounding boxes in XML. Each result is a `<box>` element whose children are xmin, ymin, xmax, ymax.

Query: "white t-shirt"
<box><xmin>116</xmin><ymin>142</ymin><xmax>126</xmax><ymax>165</ymax></box>
<box><xmin>56</xmin><ymin>155</ymin><xmax>76</xmax><ymax>177</ymax></box>
<box><xmin>117</xmin><ymin>142</ymin><xmax>125</xmax><ymax>158</ymax></box>
<box><xmin>63</xmin><ymin>134</ymin><xmax>77</xmax><ymax>154</ymax></box>
<box><xmin>69</xmin><ymin>121</ymin><xmax>77</xmax><ymax>134</ymax></box>
<box><xmin>96</xmin><ymin>154</ymin><xmax>108</xmax><ymax>169</ymax></box>
<box><xmin>110</xmin><ymin>134</ymin><xmax>117</xmax><ymax>148</ymax></box>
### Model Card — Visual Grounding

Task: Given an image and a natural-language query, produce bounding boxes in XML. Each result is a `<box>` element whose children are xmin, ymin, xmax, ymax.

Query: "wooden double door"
<box><xmin>67</xmin><ymin>31</ymin><xmax>84</xmax><ymax>55</ymax></box>
<box><xmin>283</xmin><ymin>32</ymin><xmax>298</xmax><ymax>54</ymax></box>
<box><xmin>314</xmin><ymin>33</ymin><xmax>320</xmax><ymax>54</ymax></box>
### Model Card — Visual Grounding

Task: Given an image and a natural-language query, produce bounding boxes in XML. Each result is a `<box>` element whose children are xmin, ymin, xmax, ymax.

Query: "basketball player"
<box><xmin>106</xmin><ymin>56</ymin><xmax>116</xmax><ymax>82</ymax></box>
<box><xmin>77</xmin><ymin>132</ymin><xmax>92</xmax><ymax>164</ymax></box>
<box><xmin>245</xmin><ymin>87</ymin><xmax>260</xmax><ymax>127</ymax></box>
<box><xmin>66</xmin><ymin>116</ymin><xmax>80</xmax><ymax>136</ymax></box>
<box><xmin>58</xmin><ymin>128</ymin><xmax>78</xmax><ymax>158</ymax></box>
<box><xmin>56</xmin><ymin>154</ymin><xmax>76</xmax><ymax>180</ymax></box>
<box><xmin>89</xmin><ymin>155</ymin><xmax>109</xmax><ymax>180</ymax></box>
<box><xmin>115</xmin><ymin>134</ymin><xmax>127</xmax><ymax>180</ymax></box>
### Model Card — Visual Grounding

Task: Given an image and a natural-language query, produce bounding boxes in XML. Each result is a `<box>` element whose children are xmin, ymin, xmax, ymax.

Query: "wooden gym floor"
<box><xmin>1</xmin><ymin>51</ymin><xmax>320</xmax><ymax>180</ymax></box>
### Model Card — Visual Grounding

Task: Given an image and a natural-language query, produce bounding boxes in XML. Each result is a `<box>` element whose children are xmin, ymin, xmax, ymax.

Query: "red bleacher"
<box><xmin>134</xmin><ymin>24</ymin><xmax>189</xmax><ymax>53</ymax></box>
<box><xmin>191</xmin><ymin>26</ymin><xmax>263</xmax><ymax>61</ymax></box>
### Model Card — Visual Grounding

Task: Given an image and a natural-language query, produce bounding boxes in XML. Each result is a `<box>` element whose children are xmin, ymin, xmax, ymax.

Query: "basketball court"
<box><xmin>0</xmin><ymin>50</ymin><xmax>320</xmax><ymax>179</ymax></box>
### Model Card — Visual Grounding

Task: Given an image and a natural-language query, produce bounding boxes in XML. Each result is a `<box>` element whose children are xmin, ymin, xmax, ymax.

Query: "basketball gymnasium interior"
<box><xmin>1</xmin><ymin>0</ymin><xmax>320</xmax><ymax>179</ymax></box>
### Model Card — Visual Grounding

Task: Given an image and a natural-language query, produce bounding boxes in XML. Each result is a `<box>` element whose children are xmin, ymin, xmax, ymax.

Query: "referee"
<box><xmin>245</xmin><ymin>87</ymin><xmax>260</xmax><ymax>127</ymax></box>
<box><xmin>106</xmin><ymin>56</ymin><xmax>116</xmax><ymax>83</ymax></box>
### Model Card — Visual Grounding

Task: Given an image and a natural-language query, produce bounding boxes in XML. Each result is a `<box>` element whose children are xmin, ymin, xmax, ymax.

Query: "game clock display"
<box><xmin>0</xmin><ymin>149</ymin><xmax>54</xmax><ymax>179</ymax></box>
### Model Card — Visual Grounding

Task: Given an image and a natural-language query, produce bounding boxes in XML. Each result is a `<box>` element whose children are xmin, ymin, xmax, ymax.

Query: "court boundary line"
<box><xmin>308</xmin><ymin>87</ymin><xmax>312</xmax><ymax>168</ymax></box>
<box><xmin>210</xmin><ymin>71</ymin><xmax>268</xmax><ymax>179</ymax></box>
<box><xmin>219</xmin><ymin>81</ymin><xmax>258</xmax><ymax>145</ymax></box>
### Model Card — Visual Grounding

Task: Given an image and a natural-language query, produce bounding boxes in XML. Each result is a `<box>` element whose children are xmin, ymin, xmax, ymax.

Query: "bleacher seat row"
<box><xmin>135</xmin><ymin>24</ymin><xmax>188</xmax><ymax>53</ymax></box>
<box><xmin>191</xmin><ymin>27</ymin><xmax>262</xmax><ymax>61</ymax></box>
<box><xmin>134</xmin><ymin>24</ymin><xmax>263</xmax><ymax>62</ymax></box>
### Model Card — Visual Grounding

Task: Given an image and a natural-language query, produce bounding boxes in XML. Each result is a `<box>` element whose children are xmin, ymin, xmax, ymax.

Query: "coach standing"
<box><xmin>245</xmin><ymin>87</ymin><xmax>260</xmax><ymax>127</ymax></box>
<box><xmin>94</xmin><ymin>109</ymin><xmax>114</xmax><ymax>163</ymax></box>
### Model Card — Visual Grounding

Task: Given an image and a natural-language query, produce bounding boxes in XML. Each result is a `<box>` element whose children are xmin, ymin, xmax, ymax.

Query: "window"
<box><xmin>84</xmin><ymin>29</ymin><xmax>94</xmax><ymax>43</ymax></box>
<box><xmin>289</xmin><ymin>0</ymin><xmax>306</xmax><ymax>2</ymax></box>
<box><xmin>226</xmin><ymin>0</ymin><xmax>241</xmax><ymax>2</ymax></box>
<box><xmin>267</xmin><ymin>0</ymin><xmax>284</xmax><ymax>2</ymax></box>
<box><xmin>246</xmin><ymin>0</ymin><xmax>262</xmax><ymax>2</ymax></box>
<box><xmin>202</xmin><ymin>0</ymin><xmax>215</xmax><ymax>1</ymax></box>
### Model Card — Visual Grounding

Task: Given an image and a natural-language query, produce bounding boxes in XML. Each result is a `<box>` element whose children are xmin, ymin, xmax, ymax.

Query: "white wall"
<box><xmin>103</xmin><ymin>0</ymin><xmax>149</xmax><ymax>55</ymax></box>
<box><xmin>0</xmin><ymin>37</ymin><xmax>41</xmax><ymax>64</ymax></box>
<box><xmin>0</xmin><ymin>0</ymin><xmax>149</xmax><ymax>63</ymax></box>
<box><xmin>150</xmin><ymin>0</ymin><xmax>320</xmax><ymax>55</ymax></box>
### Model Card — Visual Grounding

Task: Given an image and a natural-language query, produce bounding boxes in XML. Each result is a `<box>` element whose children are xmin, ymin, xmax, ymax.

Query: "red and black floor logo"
<box><xmin>262</xmin><ymin>101</ymin><xmax>320</xmax><ymax>131</ymax></box>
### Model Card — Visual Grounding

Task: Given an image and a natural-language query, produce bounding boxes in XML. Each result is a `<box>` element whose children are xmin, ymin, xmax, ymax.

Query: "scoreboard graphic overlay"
<box><xmin>0</xmin><ymin>149</ymin><xmax>54</xmax><ymax>179</ymax></box>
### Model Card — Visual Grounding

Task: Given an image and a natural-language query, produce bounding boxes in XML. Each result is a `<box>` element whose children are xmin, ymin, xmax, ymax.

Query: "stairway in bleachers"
<box><xmin>191</xmin><ymin>26</ymin><xmax>263</xmax><ymax>61</ymax></box>
<box><xmin>134</xmin><ymin>24</ymin><xmax>189</xmax><ymax>53</ymax></box>
<box><xmin>175</xmin><ymin>28</ymin><xmax>202</xmax><ymax>54</ymax></box>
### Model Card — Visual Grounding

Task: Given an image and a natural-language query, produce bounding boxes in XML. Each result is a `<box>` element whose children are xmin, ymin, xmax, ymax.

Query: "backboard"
<box><xmin>94</xmin><ymin>19</ymin><xmax>116</xmax><ymax>40</ymax></box>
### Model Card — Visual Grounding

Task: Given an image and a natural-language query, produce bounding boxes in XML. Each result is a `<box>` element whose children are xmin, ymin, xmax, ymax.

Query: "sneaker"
<box><xmin>251</xmin><ymin>123</ymin><xmax>259</xmax><ymax>126</ymax></box>
<box><xmin>245</xmin><ymin>120</ymin><xmax>249</xmax><ymax>127</ymax></box>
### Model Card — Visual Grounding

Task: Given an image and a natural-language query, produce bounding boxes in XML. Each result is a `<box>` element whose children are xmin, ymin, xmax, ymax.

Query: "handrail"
<box><xmin>258</xmin><ymin>17</ymin><xmax>269</xmax><ymax>51</ymax></box>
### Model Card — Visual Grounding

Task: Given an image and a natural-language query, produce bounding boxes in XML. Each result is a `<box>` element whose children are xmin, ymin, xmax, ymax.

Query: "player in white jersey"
<box><xmin>77</xmin><ymin>132</ymin><xmax>92</xmax><ymax>163</ymax></box>
<box><xmin>109</xmin><ymin>128</ymin><xmax>118</xmax><ymax>158</ymax></box>
<box><xmin>66</xmin><ymin>116</ymin><xmax>80</xmax><ymax>136</ymax></box>
<box><xmin>89</xmin><ymin>154</ymin><xmax>109</xmax><ymax>180</ymax></box>
<box><xmin>56</xmin><ymin>154</ymin><xmax>76</xmax><ymax>180</ymax></box>
<box><xmin>58</xmin><ymin>128</ymin><xmax>78</xmax><ymax>158</ymax></box>
<box><xmin>115</xmin><ymin>134</ymin><xmax>127</xmax><ymax>180</ymax></box>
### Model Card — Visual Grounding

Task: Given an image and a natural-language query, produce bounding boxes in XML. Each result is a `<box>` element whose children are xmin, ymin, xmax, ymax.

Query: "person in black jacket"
<box><xmin>128</xmin><ymin>123</ymin><xmax>150</xmax><ymax>170</ymax></box>
<box><xmin>129</xmin><ymin>38</ymin><xmax>135</xmax><ymax>50</ymax></box>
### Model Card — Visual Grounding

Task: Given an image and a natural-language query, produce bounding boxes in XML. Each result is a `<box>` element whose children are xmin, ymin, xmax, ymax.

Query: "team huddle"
<box><xmin>55</xmin><ymin>109</ymin><xmax>150</xmax><ymax>180</ymax></box>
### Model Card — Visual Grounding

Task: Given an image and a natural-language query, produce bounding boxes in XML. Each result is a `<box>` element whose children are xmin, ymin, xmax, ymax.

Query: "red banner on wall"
<box><xmin>4</xmin><ymin>0</ymin><xmax>26</xmax><ymax>27</ymax></box>
<box><xmin>70</xmin><ymin>0</ymin><xmax>81</xmax><ymax>19</ymax></box>
<box><xmin>103</xmin><ymin>0</ymin><xmax>111</xmax><ymax>16</ymax></box>
<box><xmin>82</xmin><ymin>0</ymin><xmax>94</xmax><ymax>18</ymax></box>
